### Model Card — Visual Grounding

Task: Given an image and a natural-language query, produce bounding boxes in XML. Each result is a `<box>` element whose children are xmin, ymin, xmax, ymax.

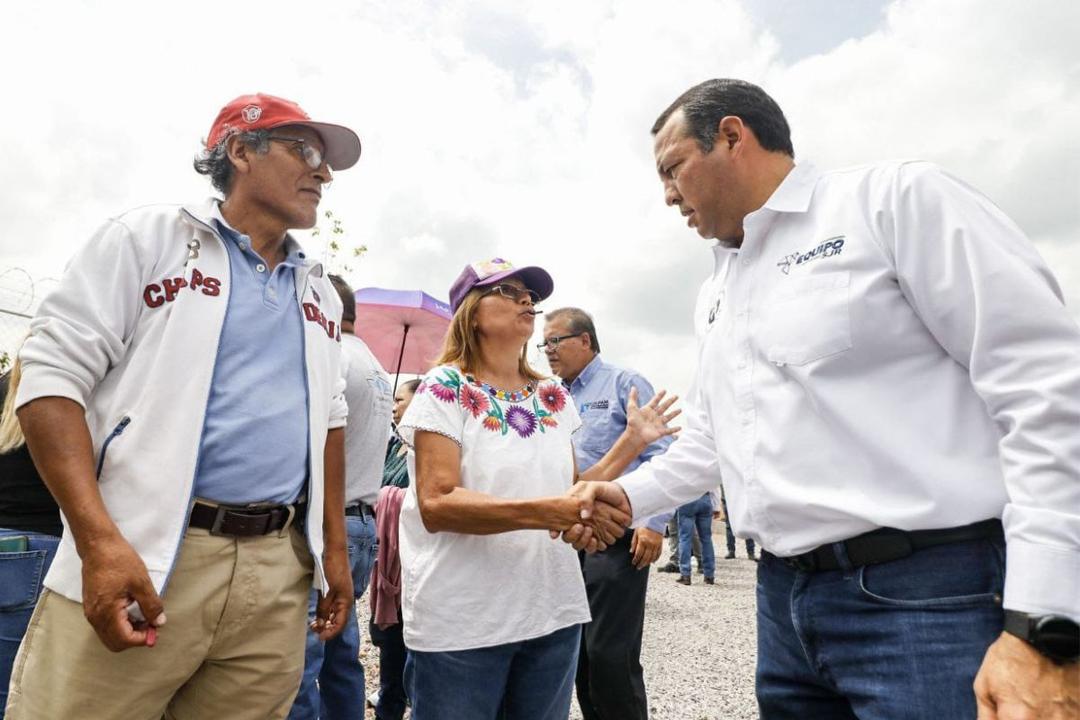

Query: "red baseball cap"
<box><xmin>206</xmin><ymin>93</ymin><xmax>362</xmax><ymax>171</ymax></box>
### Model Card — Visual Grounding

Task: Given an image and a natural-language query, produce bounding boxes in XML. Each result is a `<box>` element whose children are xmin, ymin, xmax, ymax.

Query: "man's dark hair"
<box><xmin>546</xmin><ymin>307</ymin><xmax>600</xmax><ymax>354</ymax></box>
<box><xmin>400</xmin><ymin>378</ymin><xmax>422</xmax><ymax>395</ymax></box>
<box><xmin>651</xmin><ymin>79</ymin><xmax>794</xmax><ymax>157</ymax></box>
<box><xmin>193</xmin><ymin>130</ymin><xmax>272</xmax><ymax>194</ymax></box>
<box><xmin>328</xmin><ymin>274</ymin><xmax>357</xmax><ymax>324</ymax></box>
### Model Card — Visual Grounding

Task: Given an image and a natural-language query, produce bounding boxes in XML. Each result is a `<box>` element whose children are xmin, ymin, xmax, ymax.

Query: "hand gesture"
<box><xmin>974</xmin><ymin>632</ymin><xmax>1079</xmax><ymax>719</ymax></box>
<box><xmin>81</xmin><ymin>534</ymin><xmax>166</xmax><ymax>652</ymax></box>
<box><xmin>626</xmin><ymin>387</ymin><xmax>681</xmax><ymax>448</ymax></box>
<box><xmin>552</xmin><ymin>481</ymin><xmax>633</xmax><ymax>552</ymax></box>
<box><xmin>312</xmin><ymin>545</ymin><xmax>354</xmax><ymax>641</ymax></box>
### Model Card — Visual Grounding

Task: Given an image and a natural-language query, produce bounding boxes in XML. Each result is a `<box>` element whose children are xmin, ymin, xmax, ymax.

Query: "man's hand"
<box><xmin>81</xmin><ymin>534</ymin><xmax>166</xmax><ymax>652</ymax></box>
<box><xmin>974</xmin><ymin>632</ymin><xmax>1079</xmax><ymax>719</ymax></box>
<box><xmin>629</xmin><ymin>527</ymin><xmax>663</xmax><ymax>569</ymax></box>
<box><xmin>312</xmin><ymin>545</ymin><xmax>353</xmax><ymax>641</ymax></box>
<box><xmin>625</xmin><ymin>387</ymin><xmax>681</xmax><ymax>448</ymax></box>
<box><xmin>555</xmin><ymin>482</ymin><xmax>633</xmax><ymax>552</ymax></box>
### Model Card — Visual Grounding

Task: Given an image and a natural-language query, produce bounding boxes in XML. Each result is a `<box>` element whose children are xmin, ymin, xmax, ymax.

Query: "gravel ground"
<box><xmin>358</xmin><ymin>524</ymin><xmax>758</xmax><ymax>719</ymax></box>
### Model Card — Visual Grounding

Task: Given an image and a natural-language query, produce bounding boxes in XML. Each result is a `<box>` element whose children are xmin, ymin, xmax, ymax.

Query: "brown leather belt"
<box><xmin>771</xmin><ymin>518</ymin><xmax>1003</xmax><ymax>572</ymax></box>
<box><xmin>188</xmin><ymin>500</ymin><xmax>301</xmax><ymax>537</ymax></box>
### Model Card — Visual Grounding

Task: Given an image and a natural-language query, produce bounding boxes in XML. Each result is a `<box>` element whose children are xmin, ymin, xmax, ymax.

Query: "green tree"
<box><xmin>312</xmin><ymin>210</ymin><xmax>367</xmax><ymax>276</ymax></box>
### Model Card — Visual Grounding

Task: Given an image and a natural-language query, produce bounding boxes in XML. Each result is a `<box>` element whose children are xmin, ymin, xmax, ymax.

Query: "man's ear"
<box><xmin>225</xmin><ymin>135</ymin><xmax>253</xmax><ymax>177</ymax></box>
<box><xmin>716</xmin><ymin>115</ymin><xmax>744</xmax><ymax>151</ymax></box>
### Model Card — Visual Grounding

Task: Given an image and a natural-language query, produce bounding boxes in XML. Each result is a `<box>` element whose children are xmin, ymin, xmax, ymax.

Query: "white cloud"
<box><xmin>2</xmin><ymin>0</ymin><xmax>1077</xmax><ymax>396</ymax></box>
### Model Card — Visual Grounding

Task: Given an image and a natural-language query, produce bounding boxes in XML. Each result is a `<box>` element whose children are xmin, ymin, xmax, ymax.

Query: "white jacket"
<box><xmin>16</xmin><ymin>199</ymin><xmax>348</xmax><ymax>602</ymax></box>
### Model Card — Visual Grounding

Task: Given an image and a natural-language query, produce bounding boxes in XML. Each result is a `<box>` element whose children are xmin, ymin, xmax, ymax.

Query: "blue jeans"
<box><xmin>289</xmin><ymin>513</ymin><xmax>377</xmax><ymax>720</ymax></box>
<box><xmin>405</xmin><ymin>624</ymin><xmax>581</xmax><ymax>720</ymax></box>
<box><xmin>677</xmin><ymin>494</ymin><xmax>715</xmax><ymax>578</ymax></box>
<box><xmin>756</xmin><ymin>536</ymin><xmax>1006</xmax><ymax>719</ymax></box>
<box><xmin>0</xmin><ymin>529</ymin><xmax>60</xmax><ymax>719</ymax></box>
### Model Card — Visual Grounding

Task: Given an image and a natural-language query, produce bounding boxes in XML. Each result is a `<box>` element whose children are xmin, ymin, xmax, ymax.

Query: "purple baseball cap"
<box><xmin>448</xmin><ymin>258</ymin><xmax>554</xmax><ymax>313</ymax></box>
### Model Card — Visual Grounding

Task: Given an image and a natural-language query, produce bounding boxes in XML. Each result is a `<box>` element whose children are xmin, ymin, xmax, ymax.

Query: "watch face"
<box><xmin>1035</xmin><ymin>616</ymin><xmax>1080</xmax><ymax>662</ymax></box>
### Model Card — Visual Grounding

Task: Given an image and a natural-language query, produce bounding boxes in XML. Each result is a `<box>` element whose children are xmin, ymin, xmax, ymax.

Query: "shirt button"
<box><xmin>256</xmin><ymin>263</ymin><xmax>266</xmax><ymax>273</ymax></box>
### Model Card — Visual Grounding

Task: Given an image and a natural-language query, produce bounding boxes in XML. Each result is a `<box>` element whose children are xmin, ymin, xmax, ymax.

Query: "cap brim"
<box><xmin>276</xmin><ymin>120</ymin><xmax>362</xmax><ymax>171</ymax></box>
<box><xmin>475</xmin><ymin>266</ymin><xmax>554</xmax><ymax>303</ymax></box>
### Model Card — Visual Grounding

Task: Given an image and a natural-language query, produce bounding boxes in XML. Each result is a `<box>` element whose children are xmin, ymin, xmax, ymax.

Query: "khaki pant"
<box><xmin>5</xmin><ymin>526</ymin><xmax>314</xmax><ymax>720</ymax></box>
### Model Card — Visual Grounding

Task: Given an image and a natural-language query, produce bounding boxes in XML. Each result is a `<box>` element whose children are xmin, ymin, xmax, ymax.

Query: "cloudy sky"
<box><xmin>3</xmin><ymin>0</ymin><xmax>1078</xmax><ymax>394</ymax></box>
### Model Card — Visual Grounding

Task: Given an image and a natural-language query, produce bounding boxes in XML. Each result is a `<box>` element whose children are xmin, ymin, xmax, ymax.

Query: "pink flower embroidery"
<box><xmin>538</xmin><ymin>383</ymin><xmax>566</xmax><ymax>414</ymax></box>
<box><xmin>506</xmin><ymin>406</ymin><xmax>538</xmax><ymax>438</ymax></box>
<box><xmin>415</xmin><ymin>382</ymin><xmax>427</xmax><ymax>395</ymax></box>
<box><xmin>540</xmin><ymin>415</ymin><xmax>558</xmax><ymax>428</ymax></box>
<box><xmin>459</xmin><ymin>384</ymin><xmax>491</xmax><ymax>418</ymax></box>
<box><xmin>427</xmin><ymin>381</ymin><xmax>457</xmax><ymax>403</ymax></box>
<box><xmin>482</xmin><ymin>415</ymin><xmax>502</xmax><ymax>432</ymax></box>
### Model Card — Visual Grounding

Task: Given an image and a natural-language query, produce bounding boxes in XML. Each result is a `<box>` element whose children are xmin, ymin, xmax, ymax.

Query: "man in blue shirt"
<box><xmin>542</xmin><ymin>307</ymin><xmax>672</xmax><ymax>720</ymax></box>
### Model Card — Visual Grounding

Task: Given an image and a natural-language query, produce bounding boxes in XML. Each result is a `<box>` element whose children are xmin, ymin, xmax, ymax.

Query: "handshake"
<box><xmin>548</xmin><ymin>481</ymin><xmax>634</xmax><ymax>553</ymax></box>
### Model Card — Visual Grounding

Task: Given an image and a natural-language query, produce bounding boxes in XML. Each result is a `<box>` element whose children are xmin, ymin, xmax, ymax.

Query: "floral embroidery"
<box><xmin>505</xmin><ymin>405</ymin><xmax>538</xmax><ymax>438</ymax></box>
<box><xmin>537</xmin><ymin>383</ymin><xmax>567</xmax><ymax>414</ymax></box>
<box><xmin>459</xmin><ymin>383</ymin><xmax>491</xmax><ymax>418</ymax></box>
<box><xmin>422</xmin><ymin>367</ymin><xmax>571</xmax><ymax>438</ymax></box>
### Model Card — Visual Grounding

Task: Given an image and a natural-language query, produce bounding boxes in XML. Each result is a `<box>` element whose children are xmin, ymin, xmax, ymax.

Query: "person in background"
<box><xmin>675</xmin><ymin>493</ymin><xmax>716</xmax><ymax>586</ymax></box>
<box><xmin>398</xmin><ymin>258</ymin><xmax>677</xmax><ymax>720</ymax></box>
<box><xmin>289</xmin><ymin>274</ymin><xmax>393</xmax><ymax>719</ymax></box>
<box><xmin>541</xmin><ymin>306</ymin><xmax>672</xmax><ymax>720</ymax></box>
<box><xmin>0</xmin><ymin>362</ymin><xmax>61</xmax><ymax>719</ymax></box>
<box><xmin>659</xmin><ymin>515</ymin><xmax>701</xmax><ymax>574</ymax></box>
<box><xmin>720</xmin><ymin>487</ymin><xmax>755</xmax><ymax>560</ymax></box>
<box><xmin>366</xmin><ymin>377</ymin><xmax>421</xmax><ymax>720</ymax></box>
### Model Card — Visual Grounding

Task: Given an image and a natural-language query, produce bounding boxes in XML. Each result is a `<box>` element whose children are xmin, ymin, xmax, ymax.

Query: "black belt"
<box><xmin>189</xmin><ymin>500</ymin><xmax>301</xmax><ymax>537</ymax></box>
<box><xmin>344</xmin><ymin>502</ymin><xmax>375</xmax><ymax>519</ymax></box>
<box><xmin>772</xmin><ymin>518</ymin><xmax>1003</xmax><ymax>572</ymax></box>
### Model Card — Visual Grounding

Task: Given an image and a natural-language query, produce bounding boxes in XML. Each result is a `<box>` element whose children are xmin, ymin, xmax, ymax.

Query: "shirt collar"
<box><xmin>210</xmin><ymin>201</ymin><xmax>308</xmax><ymax>267</ymax></box>
<box><xmin>568</xmin><ymin>353</ymin><xmax>604</xmax><ymax>391</ymax></box>
<box><xmin>760</xmin><ymin>161</ymin><xmax>820</xmax><ymax>214</ymax></box>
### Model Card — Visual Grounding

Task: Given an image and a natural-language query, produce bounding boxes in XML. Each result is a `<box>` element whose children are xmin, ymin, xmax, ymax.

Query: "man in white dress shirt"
<box><xmin>566</xmin><ymin>79</ymin><xmax>1079</xmax><ymax>719</ymax></box>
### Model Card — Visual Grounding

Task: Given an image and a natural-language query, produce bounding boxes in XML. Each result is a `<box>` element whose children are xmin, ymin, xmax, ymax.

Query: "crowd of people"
<box><xmin>0</xmin><ymin>78</ymin><xmax>1077</xmax><ymax>720</ymax></box>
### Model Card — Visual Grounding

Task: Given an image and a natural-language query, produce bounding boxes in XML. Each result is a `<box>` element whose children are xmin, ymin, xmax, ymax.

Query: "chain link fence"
<box><xmin>0</xmin><ymin>267</ymin><xmax>55</xmax><ymax>372</ymax></box>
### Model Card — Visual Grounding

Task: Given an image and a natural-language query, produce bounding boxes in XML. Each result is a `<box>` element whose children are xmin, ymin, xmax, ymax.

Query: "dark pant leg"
<box><xmin>755</xmin><ymin>554</ymin><xmax>858</xmax><ymax>720</ymax></box>
<box><xmin>575</xmin><ymin>533</ymin><xmax>649</xmax><ymax>720</ymax></box>
<box><xmin>814</xmin><ymin>538</ymin><xmax>1006</xmax><ymax>720</ymax></box>
<box><xmin>369</xmin><ymin>620</ymin><xmax>408</xmax><ymax>720</ymax></box>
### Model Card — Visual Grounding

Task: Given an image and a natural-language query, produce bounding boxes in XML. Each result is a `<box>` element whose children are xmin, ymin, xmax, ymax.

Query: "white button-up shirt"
<box><xmin>619</xmin><ymin>160</ymin><xmax>1080</xmax><ymax>620</ymax></box>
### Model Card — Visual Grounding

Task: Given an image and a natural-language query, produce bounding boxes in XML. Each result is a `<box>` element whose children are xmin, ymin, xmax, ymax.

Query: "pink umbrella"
<box><xmin>353</xmin><ymin>288</ymin><xmax>452</xmax><ymax>392</ymax></box>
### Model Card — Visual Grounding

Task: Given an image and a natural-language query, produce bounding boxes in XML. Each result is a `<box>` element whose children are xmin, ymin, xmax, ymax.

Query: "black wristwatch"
<box><xmin>1003</xmin><ymin>610</ymin><xmax>1080</xmax><ymax>664</ymax></box>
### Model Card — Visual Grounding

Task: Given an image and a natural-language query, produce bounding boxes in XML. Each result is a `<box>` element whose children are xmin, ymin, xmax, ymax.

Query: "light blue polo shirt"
<box><xmin>192</xmin><ymin>211</ymin><xmax>310</xmax><ymax>505</ymax></box>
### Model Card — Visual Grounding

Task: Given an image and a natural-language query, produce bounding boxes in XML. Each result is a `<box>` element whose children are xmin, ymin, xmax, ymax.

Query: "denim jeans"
<box><xmin>0</xmin><ymin>529</ymin><xmax>60</xmax><ymax>720</ymax></box>
<box><xmin>677</xmin><ymin>494</ymin><xmax>715</xmax><ymax>578</ymax></box>
<box><xmin>369</xmin><ymin>618</ymin><xmax>408</xmax><ymax>720</ymax></box>
<box><xmin>405</xmin><ymin>623</ymin><xmax>581</xmax><ymax>720</ymax></box>
<box><xmin>756</xmin><ymin>536</ymin><xmax>1006</xmax><ymax>720</ymax></box>
<box><xmin>288</xmin><ymin>513</ymin><xmax>377</xmax><ymax>720</ymax></box>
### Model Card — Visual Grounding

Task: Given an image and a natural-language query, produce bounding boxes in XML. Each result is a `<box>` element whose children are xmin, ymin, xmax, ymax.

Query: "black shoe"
<box><xmin>704</xmin><ymin>577</ymin><xmax>715</xmax><ymax>585</ymax></box>
<box><xmin>676</xmin><ymin>575</ymin><xmax>691</xmax><ymax>585</ymax></box>
<box><xmin>724</xmin><ymin>551</ymin><xmax>736</xmax><ymax>559</ymax></box>
<box><xmin>747</xmin><ymin>550</ymin><xmax>757</xmax><ymax>561</ymax></box>
<box><xmin>657</xmin><ymin>562</ymin><xmax>679</xmax><ymax>573</ymax></box>
<box><xmin>696</xmin><ymin>565</ymin><xmax>704</xmax><ymax>574</ymax></box>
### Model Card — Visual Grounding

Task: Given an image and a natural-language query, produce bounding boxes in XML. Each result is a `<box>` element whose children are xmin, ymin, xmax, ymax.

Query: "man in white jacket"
<box><xmin>7</xmin><ymin>94</ymin><xmax>362</xmax><ymax>720</ymax></box>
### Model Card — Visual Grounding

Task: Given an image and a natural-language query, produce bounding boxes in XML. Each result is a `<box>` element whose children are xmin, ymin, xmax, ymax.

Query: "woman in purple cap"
<box><xmin>395</xmin><ymin>258</ymin><xmax>679</xmax><ymax>720</ymax></box>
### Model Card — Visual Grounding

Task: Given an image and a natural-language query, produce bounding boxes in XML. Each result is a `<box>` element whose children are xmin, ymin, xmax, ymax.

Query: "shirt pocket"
<box><xmin>759</xmin><ymin>272</ymin><xmax>853</xmax><ymax>366</ymax></box>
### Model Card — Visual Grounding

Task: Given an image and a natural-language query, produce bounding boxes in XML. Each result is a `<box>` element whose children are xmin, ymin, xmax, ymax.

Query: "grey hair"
<box><xmin>546</xmin><ymin>307</ymin><xmax>601</xmax><ymax>353</ymax></box>
<box><xmin>192</xmin><ymin>129</ymin><xmax>272</xmax><ymax>194</ymax></box>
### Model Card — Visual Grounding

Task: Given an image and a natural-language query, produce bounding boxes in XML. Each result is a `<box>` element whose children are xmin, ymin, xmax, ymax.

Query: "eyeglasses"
<box><xmin>268</xmin><ymin>136</ymin><xmax>326</xmax><ymax>170</ymax></box>
<box><xmin>536</xmin><ymin>333</ymin><xmax>584</xmax><ymax>350</ymax></box>
<box><xmin>484</xmin><ymin>283</ymin><xmax>541</xmax><ymax>305</ymax></box>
